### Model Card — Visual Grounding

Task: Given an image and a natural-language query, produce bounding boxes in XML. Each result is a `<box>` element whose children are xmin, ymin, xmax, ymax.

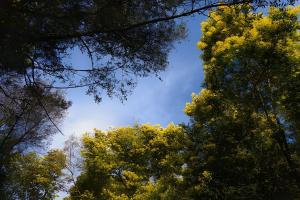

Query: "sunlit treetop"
<box><xmin>197</xmin><ymin>5</ymin><xmax>299</xmax><ymax>81</ymax></box>
<box><xmin>68</xmin><ymin>124</ymin><xmax>190</xmax><ymax>199</ymax></box>
<box><xmin>185</xmin><ymin>5</ymin><xmax>300</xmax><ymax>196</ymax></box>
<box><xmin>195</xmin><ymin>5</ymin><xmax>300</xmax><ymax>130</ymax></box>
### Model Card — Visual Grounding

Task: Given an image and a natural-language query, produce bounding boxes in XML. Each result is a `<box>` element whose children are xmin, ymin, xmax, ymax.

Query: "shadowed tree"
<box><xmin>0</xmin><ymin>75</ymin><xmax>70</xmax><ymax>195</ymax></box>
<box><xmin>63</xmin><ymin>135</ymin><xmax>83</xmax><ymax>194</ymax></box>
<box><xmin>3</xmin><ymin>150</ymin><xmax>66</xmax><ymax>200</ymax></box>
<box><xmin>0</xmin><ymin>0</ymin><xmax>293</xmax><ymax>102</ymax></box>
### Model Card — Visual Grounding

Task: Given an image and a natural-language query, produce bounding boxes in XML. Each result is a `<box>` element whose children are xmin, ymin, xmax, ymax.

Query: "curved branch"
<box><xmin>37</xmin><ymin>0</ymin><xmax>250</xmax><ymax>42</ymax></box>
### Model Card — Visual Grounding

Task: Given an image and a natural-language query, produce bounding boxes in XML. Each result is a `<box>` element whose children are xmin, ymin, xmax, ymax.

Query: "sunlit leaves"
<box><xmin>69</xmin><ymin>124</ymin><xmax>189</xmax><ymax>199</ymax></box>
<box><xmin>4</xmin><ymin>150</ymin><xmax>66</xmax><ymax>200</ymax></box>
<box><xmin>185</xmin><ymin>5</ymin><xmax>300</xmax><ymax>199</ymax></box>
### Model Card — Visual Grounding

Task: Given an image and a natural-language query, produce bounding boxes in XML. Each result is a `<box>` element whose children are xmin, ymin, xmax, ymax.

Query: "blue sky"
<box><xmin>51</xmin><ymin>14</ymin><xmax>206</xmax><ymax>149</ymax></box>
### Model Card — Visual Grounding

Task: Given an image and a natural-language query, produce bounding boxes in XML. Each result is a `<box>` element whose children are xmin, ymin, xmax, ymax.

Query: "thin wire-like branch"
<box><xmin>79</xmin><ymin>38</ymin><xmax>95</xmax><ymax>68</ymax></box>
<box><xmin>24</xmin><ymin>73</ymin><xmax>65</xmax><ymax>136</ymax></box>
<box><xmin>7</xmin><ymin>120</ymin><xmax>42</xmax><ymax>155</ymax></box>
<box><xmin>37</xmin><ymin>0</ymin><xmax>250</xmax><ymax>42</ymax></box>
<box><xmin>40</xmin><ymin>61</ymin><xmax>130</xmax><ymax>90</ymax></box>
<box><xmin>34</xmin><ymin>89</ymin><xmax>64</xmax><ymax>136</ymax></box>
<box><xmin>0</xmin><ymin>115</ymin><xmax>21</xmax><ymax>151</ymax></box>
<box><xmin>35</xmin><ymin>65</ymin><xmax>113</xmax><ymax>72</ymax></box>
<box><xmin>44</xmin><ymin>82</ymin><xmax>105</xmax><ymax>90</ymax></box>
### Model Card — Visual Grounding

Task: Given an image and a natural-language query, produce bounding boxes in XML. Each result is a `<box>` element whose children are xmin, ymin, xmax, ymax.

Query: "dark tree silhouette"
<box><xmin>0</xmin><ymin>75</ymin><xmax>70</xmax><ymax>194</ymax></box>
<box><xmin>0</xmin><ymin>0</ymin><xmax>291</xmax><ymax>101</ymax></box>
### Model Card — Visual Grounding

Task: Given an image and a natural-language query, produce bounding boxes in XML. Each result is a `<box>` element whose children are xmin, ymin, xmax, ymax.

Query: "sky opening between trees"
<box><xmin>0</xmin><ymin>1</ymin><xmax>299</xmax><ymax>199</ymax></box>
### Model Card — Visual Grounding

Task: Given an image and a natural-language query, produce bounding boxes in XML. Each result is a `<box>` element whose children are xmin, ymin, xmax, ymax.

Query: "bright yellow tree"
<box><xmin>186</xmin><ymin>4</ymin><xmax>300</xmax><ymax>198</ymax></box>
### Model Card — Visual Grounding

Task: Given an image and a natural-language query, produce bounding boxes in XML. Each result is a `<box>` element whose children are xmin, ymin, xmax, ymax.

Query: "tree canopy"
<box><xmin>1</xmin><ymin>1</ymin><xmax>299</xmax><ymax>200</ymax></box>
<box><xmin>66</xmin><ymin>5</ymin><xmax>300</xmax><ymax>200</ymax></box>
<box><xmin>68</xmin><ymin>124</ymin><xmax>189</xmax><ymax>199</ymax></box>
<box><xmin>186</xmin><ymin>4</ymin><xmax>300</xmax><ymax>198</ymax></box>
<box><xmin>0</xmin><ymin>0</ymin><xmax>292</xmax><ymax>101</ymax></box>
<box><xmin>2</xmin><ymin>150</ymin><xmax>66</xmax><ymax>200</ymax></box>
<box><xmin>195</xmin><ymin>3</ymin><xmax>300</xmax><ymax>186</ymax></box>
<box><xmin>0</xmin><ymin>78</ymin><xmax>70</xmax><ymax>194</ymax></box>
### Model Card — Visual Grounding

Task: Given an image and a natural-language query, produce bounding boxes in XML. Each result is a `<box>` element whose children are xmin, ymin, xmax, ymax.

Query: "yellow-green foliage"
<box><xmin>71</xmin><ymin>124</ymin><xmax>189</xmax><ymax>199</ymax></box>
<box><xmin>194</xmin><ymin>5</ymin><xmax>300</xmax><ymax>134</ymax></box>
<box><xmin>184</xmin><ymin>5</ymin><xmax>300</xmax><ymax>199</ymax></box>
<box><xmin>198</xmin><ymin>5</ymin><xmax>300</xmax><ymax>93</ymax></box>
<box><xmin>5</xmin><ymin>150</ymin><xmax>66</xmax><ymax>200</ymax></box>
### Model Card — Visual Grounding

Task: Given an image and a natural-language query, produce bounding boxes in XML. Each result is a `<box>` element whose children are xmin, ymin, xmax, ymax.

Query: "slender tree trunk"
<box><xmin>275</xmin><ymin>127</ymin><xmax>300</xmax><ymax>187</ymax></box>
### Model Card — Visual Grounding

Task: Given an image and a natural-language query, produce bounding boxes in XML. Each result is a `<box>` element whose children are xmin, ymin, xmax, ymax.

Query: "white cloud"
<box><xmin>51</xmin><ymin>16</ymin><xmax>204</xmax><ymax>149</ymax></box>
